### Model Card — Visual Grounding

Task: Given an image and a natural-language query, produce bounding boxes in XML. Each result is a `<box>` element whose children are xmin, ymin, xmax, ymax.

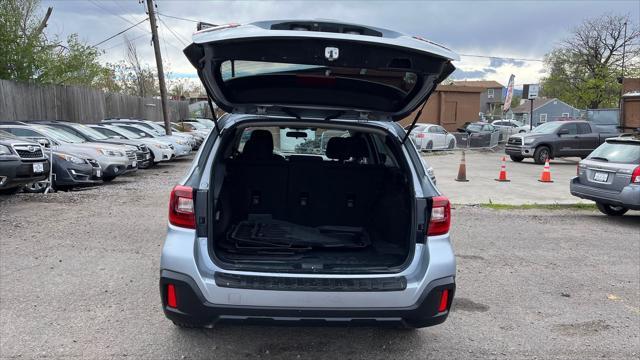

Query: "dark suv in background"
<box><xmin>0</xmin><ymin>130</ymin><xmax>50</xmax><ymax>194</ymax></box>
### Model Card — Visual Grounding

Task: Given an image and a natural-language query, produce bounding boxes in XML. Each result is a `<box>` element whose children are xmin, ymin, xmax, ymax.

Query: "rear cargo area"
<box><xmin>210</xmin><ymin>127</ymin><xmax>414</xmax><ymax>273</ymax></box>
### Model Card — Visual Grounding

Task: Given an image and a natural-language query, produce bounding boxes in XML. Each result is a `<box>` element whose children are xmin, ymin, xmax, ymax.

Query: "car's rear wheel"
<box><xmin>533</xmin><ymin>146</ymin><xmax>550</xmax><ymax>164</ymax></box>
<box><xmin>448</xmin><ymin>139</ymin><xmax>455</xmax><ymax>149</ymax></box>
<box><xmin>596</xmin><ymin>202</ymin><xmax>628</xmax><ymax>216</ymax></box>
<box><xmin>510</xmin><ymin>155</ymin><xmax>524</xmax><ymax>162</ymax></box>
<box><xmin>425</xmin><ymin>141</ymin><xmax>433</xmax><ymax>150</ymax></box>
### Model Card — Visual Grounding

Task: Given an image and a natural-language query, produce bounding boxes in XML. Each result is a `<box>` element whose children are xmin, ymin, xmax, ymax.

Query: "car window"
<box><xmin>237</xmin><ymin>126</ymin><xmax>352</xmax><ymax>158</ymax></box>
<box><xmin>588</xmin><ymin>142</ymin><xmax>640</xmax><ymax>164</ymax></box>
<box><xmin>428</xmin><ymin>127</ymin><xmax>437</xmax><ymax>133</ymax></box>
<box><xmin>437</xmin><ymin>126</ymin><xmax>446</xmax><ymax>133</ymax></box>
<box><xmin>560</xmin><ymin>123</ymin><xmax>578</xmax><ymax>135</ymax></box>
<box><xmin>5</xmin><ymin>128</ymin><xmax>41</xmax><ymax>137</ymax></box>
<box><xmin>576</xmin><ymin>123</ymin><xmax>591</xmax><ymax>134</ymax></box>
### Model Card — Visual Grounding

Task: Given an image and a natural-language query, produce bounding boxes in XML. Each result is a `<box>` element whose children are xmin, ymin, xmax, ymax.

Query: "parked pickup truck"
<box><xmin>505</xmin><ymin>120</ymin><xmax>618</xmax><ymax>164</ymax></box>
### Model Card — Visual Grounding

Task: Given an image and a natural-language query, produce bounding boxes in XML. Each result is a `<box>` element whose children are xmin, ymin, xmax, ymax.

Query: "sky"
<box><xmin>41</xmin><ymin>0</ymin><xmax>640</xmax><ymax>89</ymax></box>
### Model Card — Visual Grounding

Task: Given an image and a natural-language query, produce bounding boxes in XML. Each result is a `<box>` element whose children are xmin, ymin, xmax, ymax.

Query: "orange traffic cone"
<box><xmin>455</xmin><ymin>150</ymin><xmax>469</xmax><ymax>182</ymax></box>
<box><xmin>495</xmin><ymin>156</ymin><xmax>510</xmax><ymax>182</ymax></box>
<box><xmin>538</xmin><ymin>159</ymin><xmax>553</xmax><ymax>183</ymax></box>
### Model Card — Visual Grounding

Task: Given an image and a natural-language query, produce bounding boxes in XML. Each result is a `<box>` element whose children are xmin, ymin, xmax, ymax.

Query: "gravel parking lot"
<box><xmin>1</xmin><ymin>157</ymin><xmax>638</xmax><ymax>359</ymax></box>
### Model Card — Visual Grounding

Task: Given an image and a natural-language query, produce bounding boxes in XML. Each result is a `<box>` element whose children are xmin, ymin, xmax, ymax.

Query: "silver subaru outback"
<box><xmin>160</xmin><ymin>20</ymin><xmax>457</xmax><ymax>328</ymax></box>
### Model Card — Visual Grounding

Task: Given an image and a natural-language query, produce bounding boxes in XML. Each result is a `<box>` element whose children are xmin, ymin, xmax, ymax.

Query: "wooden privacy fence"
<box><xmin>0</xmin><ymin>79</ymin><xmax>189</xmax><ymax>124</ymax></box>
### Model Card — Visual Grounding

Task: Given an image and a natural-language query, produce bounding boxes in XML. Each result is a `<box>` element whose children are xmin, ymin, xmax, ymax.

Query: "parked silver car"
<box><xmin>571</xmin><ymin>136</ymin><xmax>640</xmax><ymax>215</ymax></box>
<box><xmin>0</xmin><ymin>124</ymin><xmax>133</xmax><ymax>181</ymax></box>
<box><xmin>88</xmin><ymin>124</ymin><xmax>175</xmax><ymax>164</ymax></box>
<box><xmin>160</xmin><ymin>19</ymin><xmax>457</xmax><ymax>329</ymax></box>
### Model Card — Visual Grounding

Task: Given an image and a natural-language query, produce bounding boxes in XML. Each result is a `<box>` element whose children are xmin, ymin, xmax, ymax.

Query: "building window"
<box><xmin>562</xmin><ymin>113</ymin><xmax>570</xmax><ymax>117</ymax></box>
<box><xmin>487</xmin><ymin>88</ymin><xmax>494</xmax><ymax>99</ymax></box>
<box><xmin>539</xmin><ymin>113</ymin><xmax>547</xmax><ymax>123</ymax></box>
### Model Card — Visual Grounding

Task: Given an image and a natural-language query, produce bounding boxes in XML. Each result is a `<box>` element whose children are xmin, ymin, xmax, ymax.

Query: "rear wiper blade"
<box><xmin>590</xmin><ymin>156</ymin><xmax>609</xmax><ymax>162</ymax></box>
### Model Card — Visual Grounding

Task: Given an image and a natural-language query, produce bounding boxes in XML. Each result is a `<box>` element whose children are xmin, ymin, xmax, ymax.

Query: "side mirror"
<box><xmin>37</xmin><ymin>138</ymin><xmax>50</xmax><ymax>147</ymax></box>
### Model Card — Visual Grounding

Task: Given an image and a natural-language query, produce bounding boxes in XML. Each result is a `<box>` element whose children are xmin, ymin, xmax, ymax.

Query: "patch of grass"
<box><xmin>478</xmin><ymin>203</ymin><xmax>596</xmax><ymax>211</ymax></box>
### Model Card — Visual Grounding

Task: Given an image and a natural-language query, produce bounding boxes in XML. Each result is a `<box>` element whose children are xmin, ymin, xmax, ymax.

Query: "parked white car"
<box><xmin>408</xmin><ymin>123</ymin><xmax>457</xmax><ymax>150</ymax></box>
<box><xmin>491</xmin><ymin>119</ymin><xmax>531</xmax><ymax>134</ymax></box>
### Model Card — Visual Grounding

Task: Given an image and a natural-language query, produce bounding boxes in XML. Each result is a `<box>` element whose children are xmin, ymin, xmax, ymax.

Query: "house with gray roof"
<box><xmin>511</xmin><ymin>97</ymin><xmax>580</xmax><ymax>126</ymax></box>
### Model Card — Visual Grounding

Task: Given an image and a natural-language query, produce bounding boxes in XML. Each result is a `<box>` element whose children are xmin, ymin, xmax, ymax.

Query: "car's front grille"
<box><xmin>507</xmin><ymin>137</ymin><xmax>522</xmax><ymax>146</ymax></box>
<box><xmin>125</xmin><ymin>150</ymin><xmax>136</xmax><ymax>161</ymax></box>
<box><xmin>214</xmin><ymin>273</ymin><xmax>407</xmax><ymax>292</ymax></box>
<box><xmin>13</xmin><ymin>145</ymin><xmax>44</xmax><ymax>159</ymax></box>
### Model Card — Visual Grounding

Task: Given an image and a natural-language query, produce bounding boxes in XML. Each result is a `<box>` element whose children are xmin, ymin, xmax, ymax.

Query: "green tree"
<box><xmin>541</xmin><ymin>14</ymin><xmax>639</xmax><ymax>109</ymax></box>
<box><xmin>0</xmin><ymin>0</ymin><xmax>113</xmax><ymax>89</ymax></box>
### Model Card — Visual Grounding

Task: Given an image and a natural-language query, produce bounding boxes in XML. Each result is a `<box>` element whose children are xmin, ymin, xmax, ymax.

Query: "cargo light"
<box><xmin>632</xmin><ymin>166</ymin><xmax>640</xmax><ymax>184</ymax></box>
<box><xmin>427</xmin><ymin>196</ymin><xmax>451</xmax><ymax>236</ymax></box>
<box><xmin>167</xmin><ymin>284</ymin><xmax>177</xmax><ymax>308</ymax></box>
<box><xmin>169</xmin><ymin>185</ymin><xmax>195</xmax><ymax>229</ymax></box>
<box><xmin>438</xmin><ymin>289</ymin><xmax>449</xmax><ymax>312</ymax></box>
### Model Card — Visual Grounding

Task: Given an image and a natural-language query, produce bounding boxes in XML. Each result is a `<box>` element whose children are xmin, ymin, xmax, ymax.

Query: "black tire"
<box><xmin>533</xmin><ymin>146</ymin><xmax>551</xmax><ymax>165</ymax></box>
<box><xmin>0</xmin><ymin>187</ymin><xmax>20</xmax><ymax>195</ymax></box>
<box><xmin>448</xmin><ymin>139</ymin><xmax>455</xmax><ymax>149</ymax></box>
<box><xmin>519</xmin><ymin>130</ymin><xmax>526</xmax><ymax>133</ymax></box>
<box><xmin>102</xmin><ymin>176</ymin><xmax>116</xmax><ymax>182</ymax></box>
<box><xmin>510</xmin><ymin>155</ymin><xmax>524</xmax><ymax>162</ymax></box>
<box><xmin>596</xmin><ymin>202</ymin><xmax>628</xmax><ymax>216</ymax></box>
<box><xmin>425</xmin><ymin>141</ymin><xmax>433</xmax><ymax>150</ymax></box>
<box><xmin>23</xmin><ymin>181</ymin><xmax>49</xmax><ymax>193</ymax></box>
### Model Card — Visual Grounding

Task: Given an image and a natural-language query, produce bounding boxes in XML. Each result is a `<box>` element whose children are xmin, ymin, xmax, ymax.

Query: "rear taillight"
<box><xmin>166</xmin><ymin>284</ymin><xmax>177</xmax><ymax>308</ymax></box>
<box><xmin>416</xmin><ymin>133</ymin><xmax>425</xmax><ymax>138</ymax></box>
<box><xmin>169</xmin><ymin>185</ymin><xmax>195</xmax><ymax>229</ymax></box>
<box><xmin>427</xmin><ymin>196</ymin><xmax>451</xmax><ymax>236</ymax></box>
<box><xmin>632</xmin><ymin>166</ymin><xmax>640</xmax><ymax>184</ymax></box>
<box><xmin>438</xmin><ymin>289</ymin><xmax>450</xmax><ymax>312</ymax></box>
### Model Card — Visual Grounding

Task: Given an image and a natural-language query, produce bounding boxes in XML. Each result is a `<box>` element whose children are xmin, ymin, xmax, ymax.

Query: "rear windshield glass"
<box><xmin>219</xmin><ymin>60</ymin><xmax>418</xmax><ymax>112</ymax></box>
<box><xmin>588</xmin><ymin>142</ymin><xmax>640</xmax><ymax>164</ymax></box>
<box><xmin>233</xmin><ymin>126</ymin><xmax>397</xmax><ymax>166</ymax></box>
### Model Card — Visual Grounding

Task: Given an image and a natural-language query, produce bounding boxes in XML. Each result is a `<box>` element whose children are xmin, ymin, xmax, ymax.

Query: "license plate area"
<box><xmin>593</xmin><ymin>171</ymin><xmax>609</xmax><ymax>183</ymax></box>
<box><xmin>33</xmin><ymin>163</ymin><xmax>44</xmax><ymax>173</ymax></box>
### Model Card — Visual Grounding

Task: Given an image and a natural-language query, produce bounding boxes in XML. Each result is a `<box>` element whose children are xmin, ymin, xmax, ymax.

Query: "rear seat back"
<box><xmin>225</xmin><ymin>135</ymin><xmax>389</xmax><ymax>227</ymax></box>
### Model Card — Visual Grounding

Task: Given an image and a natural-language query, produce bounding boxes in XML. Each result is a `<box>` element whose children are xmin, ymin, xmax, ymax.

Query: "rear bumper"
<box><xmin>570</xmin><ymin>177</ymin><xmax>640</xmax><ymax>210</ymax></box>
<box><xmin>160</xmin><ymin>270</ymin><xmax>455</xmax><ymax>328</ymax></box>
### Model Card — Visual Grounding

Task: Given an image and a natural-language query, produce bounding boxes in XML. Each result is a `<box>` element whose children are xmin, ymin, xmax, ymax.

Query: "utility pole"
<box><xmin>146</xmin><ymin>0</ymin><xmax>171</xmax><ymax>135</ymax></box>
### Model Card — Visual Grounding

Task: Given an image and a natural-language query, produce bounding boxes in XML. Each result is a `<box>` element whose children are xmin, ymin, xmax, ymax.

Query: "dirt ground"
<box><xmin>1</xmin><ymin>157</ymin><xmax>638</xmax><ymax>359</ymax></box>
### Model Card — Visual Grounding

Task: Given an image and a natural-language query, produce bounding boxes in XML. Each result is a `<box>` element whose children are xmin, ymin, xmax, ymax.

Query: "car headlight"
<box><xmin>153</xmin><ymin>143</ymin><xmax>169</xmax><ymax>149</ymax></box>
<box><xmin>524</xmin><ymin>138</ymin><xmax>535</xmax><ymax>145</ymax></box>
<box><xmin>98</xmin><ymin>148</ymin><xmax>124</xmax><ymax>157</ymax></box>
<box><xmin>0</xmin><ymin>144</ymin><xmax>12</xmax><ymax>155</ymax></box>
<box><xmin>56</xmin><ymin>153</ymin><xmax>85</xmax><ymax>164</ymax></box>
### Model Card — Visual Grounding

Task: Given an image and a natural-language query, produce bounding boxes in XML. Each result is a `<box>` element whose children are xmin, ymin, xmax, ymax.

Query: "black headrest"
<box><xmin>242</xmin><ymin>130</ymin><xmax>274</xmax><ymax>159</ymax></box>
<box><xmin>325</xmin><ymin>137</ymin><xmax>349</xmax><ymax>161</ymax></box>
<box><xmin>348</xmin><ymin>137</ymin><xmax>368</xmax><ymax>159</ymax></box>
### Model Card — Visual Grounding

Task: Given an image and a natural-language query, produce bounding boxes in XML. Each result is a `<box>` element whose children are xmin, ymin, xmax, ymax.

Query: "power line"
<box><xmin>92</xmin><ymin>18</ymin><xmax>149</xmax><ymax>47</ymax></box>
<box><xmin>101</xmin><ymin>33</ymin><xmax>149</xmax><ymax>51</ymax></box>
<box><xmin>158</xmin><ymin>15</ymin><xmax>188</xmax><ymax>46</ymax></box>
<box><xmin>88</xmin><ymin>0</ymin><xmax>139</xmax><ymax>27</ymax></box>
<box><xmin>459</xmin><ymin>53</ymin><xmax>544</xmax><ymax>62</ymax></box>
<box><xmin>156</xmin><ymin>12</ymin><xmax>199</xmax><ymax>23</ymax></box>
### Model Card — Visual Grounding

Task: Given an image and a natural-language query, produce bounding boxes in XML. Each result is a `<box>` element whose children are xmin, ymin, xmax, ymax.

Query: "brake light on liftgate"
<box><xmin>169</xmin><ymin>185</ymin><xmax>195</xmax><ymax>229</ymax></box>
<box><xmin>631</xmin><ymin>166</ymin><xmax>640</xmax><ymax>184</ymax></box>
<box><xmin>427</xmin><ymin>196</ymin><xmax>451</xmax><ymax>236</ymax></box>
